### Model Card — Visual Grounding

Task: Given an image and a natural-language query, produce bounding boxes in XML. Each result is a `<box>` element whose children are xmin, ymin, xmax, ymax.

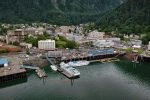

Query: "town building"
<box><xmin>20</xmin><ymin>42</ymin><xmax>32</xmax><ymax>49</ymax></box>
<box><xmin>0</xmin><ymin>58</ymin><xmax>8</xmax><ymax>68</ymax></box>
<box><xmin>148</xmin><ymin>41</ymin><xmax>150</xmax><ymax>50</ymax></box>
<box><xmin>6</xmin><ymin>29</ymin><xmax>27</xmax><ymax>44</ymax></box>
<box><xmin>6</xmin><ymin>27</ymin><xmax>45</xmax><ymax>44</ymax></box>
<box><xmin>93</xmin><ymin>39</ymin><xmax>114</xmax><ymax>48</ymax></box>
<box><xmin>24</xmin><ymin>27</ymin><xmax>45</xmax><ymax>35</ymax></box>
<box><xmin>87</xmin><ymin>31</ymin><xmax>105</xmax><ymax>40</ymax></box>
<box><xmin>130</xmin><ymin>39</ymin><xmax>142</xmax><ymax>49</ymax></box>
<box><xmin>0</xmin><ymin>35</ymin><xmax>6</xmax><ymax>42</ymax></box>
<box><xmin>38</xmin><ymin>40</ymin><xmax>55</xmax><ymax>50</ymax></box>
<box><xmin>93</xmin><ymin>38</ymin><xmax>121</xmax><ymax>48</ymax></box>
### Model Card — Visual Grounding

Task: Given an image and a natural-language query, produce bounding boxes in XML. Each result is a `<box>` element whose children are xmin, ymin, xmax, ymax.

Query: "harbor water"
<box><xmin>0</xmin><ymin>60</ymin><xmax>150</xmax><ymax>100</ymax></box>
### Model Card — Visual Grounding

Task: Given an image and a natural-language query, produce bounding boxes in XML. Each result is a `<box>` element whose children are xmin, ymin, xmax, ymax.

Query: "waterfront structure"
<box><xmin>0</xmin><ymin>56</ymin><xmax>27</xmax><ymax>83</ymax></box>
<box><xmin>87</xmin><ymin>30</ymin><xmax>105</xmax><ymax>40</ymax></box>
<box><xmin>48</xmin><ymin>51</ymin><xmax>63</xmax><ymax>57</ymax></box>
<box><xmin>0</xmin><ymin>58</ymin><xmax>8</xmax><ymax>67</ymax></box>
<box><xmin>38</xmin><ymin>40</ymin><xmax>55</xmax><ymax>50</ymax></box>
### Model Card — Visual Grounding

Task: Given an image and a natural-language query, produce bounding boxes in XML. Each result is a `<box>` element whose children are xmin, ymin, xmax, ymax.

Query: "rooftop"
<box><xmin>0</xmin><ymin>55</ymin><xmax>26</xmax><ymax>77</ymax></box>
<box><xmin>38</xmin><ymin>39</ymin><xmax>55</xmax><ymax>42</ymax></box>
<box><xmin>0</xmin><ymin>58</ymin><xmax>8</xmax><ymax>64</ymax></box>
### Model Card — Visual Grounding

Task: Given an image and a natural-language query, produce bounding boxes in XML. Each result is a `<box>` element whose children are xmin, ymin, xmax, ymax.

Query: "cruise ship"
<box><xmin>68</xmin><ymin>60</ymin><xmax>89</xmax><ymax>67</ymax></box>
<box><xmin>60</xmin><ymin>62</ymin><xmax>80</xmax><ymax>77</ymax></box>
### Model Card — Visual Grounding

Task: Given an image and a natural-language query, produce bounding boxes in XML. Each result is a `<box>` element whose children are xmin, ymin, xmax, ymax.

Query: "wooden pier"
<box><xmin>0</xmin><ymin>68</ymin><xmax>27</xmax><ymax>84</ymax></box>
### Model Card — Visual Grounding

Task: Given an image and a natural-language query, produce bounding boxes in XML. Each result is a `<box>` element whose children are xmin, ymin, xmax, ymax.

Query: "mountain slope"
<box><xmin>96</xmin><ymin>0</ymin><xmax>150</xmax><ymax>33</ymax></box>
<box><xmin>0</xmin><ymin>0</ymin><xmax>123</xmax><ymax>25</ymax></box>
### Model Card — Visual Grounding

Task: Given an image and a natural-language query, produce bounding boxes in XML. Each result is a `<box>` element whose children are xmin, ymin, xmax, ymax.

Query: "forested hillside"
<box><xmin>0</xmin><ymin>0</ymin><xmax>123</xmax><ymax>25</ymax></box>
<box><xmin>96</xmin><ymin>0</ymin><xmax>150</xmax><ymax>34</ymax></box>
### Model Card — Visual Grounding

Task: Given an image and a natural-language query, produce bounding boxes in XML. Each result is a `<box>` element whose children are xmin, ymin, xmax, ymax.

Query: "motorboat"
<box><xmin>50</xmin><ymin>65</ymin><xmax>57</xmax><ymax>71</ymax></box>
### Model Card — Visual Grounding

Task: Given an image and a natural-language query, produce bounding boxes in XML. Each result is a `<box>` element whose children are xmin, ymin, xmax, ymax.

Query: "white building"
<box><xmin>93</xmin><ymin>39</ymin><xmax>114</xmax><ymax>48</ymax></box>
<box><xmin>38</xmin><ymin>40</ymin><xmax>55</xmax><ymax>50</ymax></box>
<box><xmin>108</xmin><ymin>38</ymin><xmax>121</xmax><ymax>42</ymax></box>
<box><xmin>87</xmin><ymin>30</ymin><xmax>105</xmax><ymax>40</ymax></box>
<box><xmin>57</xmin><ymin>32</ymin><xmax>65</xmax><ymax>36</ymax></box>
<box><xmin>0</xmin><ymin>35</ymin><xmax>6</xmax><ymax>42</ymax></box>
<box><xmin>20</xmin><ymin>42</ymin><xmax>32</xmax><ymax>49</ymax></box>
<box><xmin>93</xmin><ymin>38</ymin><xmax>120</xmax><ymax>48</ymax></box>
<box><xmin>130</xmin><ymin>39</ymin><xmax>142</xmax><ymax>48</ymax></box>
<box><xmin>148</xmin><ymin>41</ymin><xmax>150</xmax><ymax>50</ymax></box>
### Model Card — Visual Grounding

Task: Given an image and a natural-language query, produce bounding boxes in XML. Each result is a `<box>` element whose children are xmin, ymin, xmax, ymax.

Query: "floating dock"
<box><xmin>35</xmin><ymin>69</ymin><xmax>47</xmax><ymax>78</ymax></box>
<box><xmin>57</xmin><ymin>68</ymin><xmax>72</xmax><ymax>78</ymax></box>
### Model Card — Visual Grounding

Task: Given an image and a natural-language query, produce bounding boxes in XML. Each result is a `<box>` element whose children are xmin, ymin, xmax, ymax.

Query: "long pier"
<box><xmin>20</xmin><ymin>65</ymin><xmax>47</xmax><ymax>78</ymax></box>
<box><xmin>61</xmin><ymin>53</ymin><xmax>121</xmax><ymax>63</ymax></box>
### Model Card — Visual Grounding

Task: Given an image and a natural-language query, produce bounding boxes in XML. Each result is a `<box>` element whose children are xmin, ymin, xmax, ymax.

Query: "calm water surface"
<box><xmin>0</xmin><ymin>60</ymin><xmax>150</xmax><ymax>100</ymax></box>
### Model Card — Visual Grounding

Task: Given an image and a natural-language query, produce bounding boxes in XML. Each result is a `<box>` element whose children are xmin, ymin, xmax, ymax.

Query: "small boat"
<box><xmin>50</xmin><ymin>65</ymin><xmax>57</xmax><ymax>71</ymax></box>
<box><xmin>68</xmin><ymin>60</ymin><xmax>89</xmax><ymax>67</ymax></box>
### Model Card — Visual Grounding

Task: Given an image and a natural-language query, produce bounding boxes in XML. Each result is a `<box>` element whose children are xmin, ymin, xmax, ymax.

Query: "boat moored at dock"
<box><xmin>60</xmin><ymin>62</ymin><xmax>80</xmax><ymax>77</ymax></box>
<box><xmin>50</xmin><ymin>65</ymin><xmax>57</xmax><ymax>71</ymax></box>
<box><xmin>68</xmin><ymin>60</ymin><xmax>89</xmax><ymax>67</ymax></box>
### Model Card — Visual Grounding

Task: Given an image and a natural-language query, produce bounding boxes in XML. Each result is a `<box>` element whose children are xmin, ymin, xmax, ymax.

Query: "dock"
<box><xmin>45</xmin><ymin>54</ymin><xmax>78</xmax><ymax>78</ymax></box>
<box><xmin>62</xmin><ymin>53</ymin><xmax>120</xmax><ymax>63</ymax></box>
<box><xmin>0</xmin><ymin>55</ymin><xmax>27</xmax><ymax>84</ymax></box>
<box><xmin>57</xmin><ymin>68</ymin><xmax>72</xmax><ymax>78</ymax></box>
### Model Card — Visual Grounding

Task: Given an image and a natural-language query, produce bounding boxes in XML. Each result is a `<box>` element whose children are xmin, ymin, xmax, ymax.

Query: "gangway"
<box><xmin>20</xmin><ymin>65</ymin><xmax>39</xmax><ymax>70</ymax></box>
<box><xmin>45</xmin><ymin>53</ymin><xmax>56</xmax><ymax>65</ymax></box>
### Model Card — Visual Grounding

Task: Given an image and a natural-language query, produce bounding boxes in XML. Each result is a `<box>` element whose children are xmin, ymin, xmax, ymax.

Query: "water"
<box><xmin>0</xmin><ymin>60</ymin><xmax>150</xmax><ymax>100</ymax></box>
